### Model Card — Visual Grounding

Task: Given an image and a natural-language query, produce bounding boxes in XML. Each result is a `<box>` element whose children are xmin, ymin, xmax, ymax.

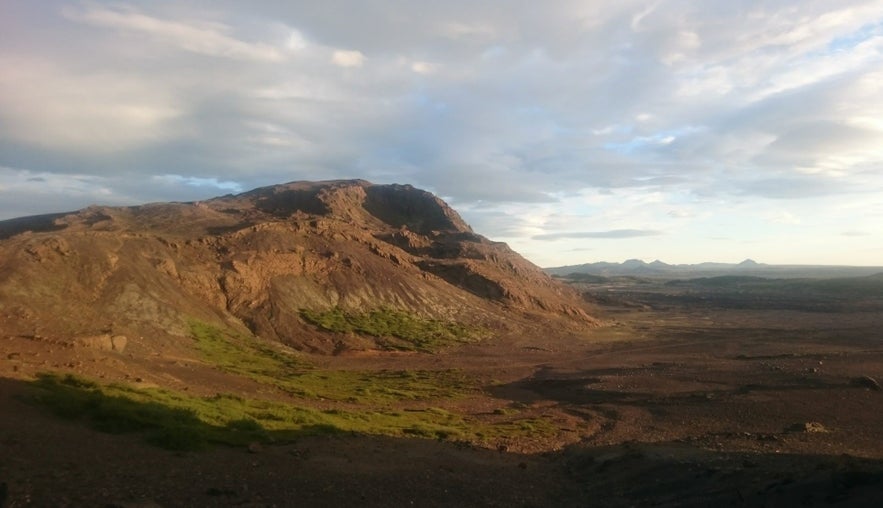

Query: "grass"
<box><xmin>26</xmin><ymin>321</ymin><xmax>559</xmax><ymax>451</ymax></box>
<box><xmin>29</xmin><ymin>373</ymin><xmax>266</xmax><ymax>450</ymax></box>
<box><xmin>190</xmin><ymin>321</ymin><xmax>303</xmax><ymax>377</ymax></box>
<box><xmin>300</xmin><ymin>307</ymin><xmax>489</xmax><ymax>353</ymax></box>
<box><xmin>190</xmin><ymin>321</ymin><xmax>476</xmax><ymax>403</ymax></box>
<box><xmin>28</xmin><ymin>373</ymin><xmax>556</xmax><ymax>451</ymax></box>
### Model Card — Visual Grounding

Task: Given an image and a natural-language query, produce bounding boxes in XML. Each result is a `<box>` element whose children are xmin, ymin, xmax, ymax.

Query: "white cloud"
<box><xmin>630</xmin><ymin>2</ymin><xmax>661</xmax><ymax>32</ymax></box>
<box><xmin>286</xmin><ymin>30</ymin><xmax>309</xmax><ymax>51</ymax></box>
<box><xmin>0</xmin><ymin>57</ymin><xmax>182</xmax><ymax>151</ymax></box>
<box><xmin>439</xmin><ymin>21</ymin><xmax>497</xmax><ymax>41</ymax></box>
<box><xmin>534</xmin><ymin>229</ymin><xmax>662</xmax><ymax>240</ymax></box>
<box><xmin>1</xmin><ymin>0</ymin><xmax>882</xmax><ymax>265</ymax></box>
<box><xmin>768</xmin><ymin>211</ymin><xmax>801</xmax><ymax>225</ymax></box>
<box><xmin>65</xmin><ymin>4</ymin><xmax>284</xmax><ymax>61</ymax></box>
<box><xmin>410</xmin><ymin>61</ymin><xmax>437</xmax><ymax>74</ymax></box>
<box><xmin>331</xmin><ymin>49</ymin><xmax>366</xmax><ymax>67</ymax></box>
<box><xmin>667</xmin><ymin>209</ymin><xmax>694</xmax><ymax>218</ymax></box>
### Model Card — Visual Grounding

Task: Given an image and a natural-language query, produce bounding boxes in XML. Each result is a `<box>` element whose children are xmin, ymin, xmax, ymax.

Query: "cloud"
<box><xmin>0</xmin><ymin>56</ymin><xmax>183</xmax><ymax>152</ymax></box>
<box><xmin>420</xmin><ymin>163</ymin><xmax>558</xmax><ymax>204</ymax></box>
<box><xmin>410</xmin><ymin>61</ymin><xmax>437</xmax><ymax>74</ymax></box>
<box><xmin>331</xmin><ymin>50</ymin><xmax>365</xmax><ymax>67</ymax></box>
<box><xmin>64</xmin><ymin>4</ymin><xmax>284</xmax><ymax>61</ymax></box>
<box><xmin>286</xmin><ymin>30</ymin><xmax>309</xmax><ymax>51</ymax></box>
<box><xmin>667</xmin><ymin>209</ymin><xmax>694</xmax><ymax>218</ymax></box>
<box><xmin>0</xmin><ymin>166</ymin><xmax>130</xmax><ymax>218</ymax></box>
<box><xmin>737</xmin><ymin>176</ymin><xmax>858</xmax><ymax>199</ymax></box>
<box><xmin>1</xmin><ymin>0</ymin><xmax>882</xmax><ymax>265</ymax></box>
<box><xmin>439</xmin><ymin>21</ymin><xmax>498</xmax><ymax>41</ymax></box>
<box><xmin>533</xmin><ymin>229</ymin><xmax>663</xmax><ymax>241</ymax></box>
<box><xmin>153</xmin><ymin>175</ymin><xmax>243</xmax><ymax>193</ymax></box>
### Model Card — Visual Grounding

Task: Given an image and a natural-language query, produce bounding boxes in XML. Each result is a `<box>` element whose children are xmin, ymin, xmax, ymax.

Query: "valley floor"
<box><xmin>2</xmin><ymin>280</ymin><xmax>883</xmax><ymax>506</ymax></box>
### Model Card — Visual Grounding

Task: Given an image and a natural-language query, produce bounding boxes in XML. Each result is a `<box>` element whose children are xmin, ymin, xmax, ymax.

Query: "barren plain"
<box><xmin>2</xmin><ymin>273</ymin><xmax>882</xmax><ymax>506</ymax></box>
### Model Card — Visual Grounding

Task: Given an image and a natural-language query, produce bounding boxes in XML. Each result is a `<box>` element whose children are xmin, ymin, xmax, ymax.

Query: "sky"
<box><xmin>1</xmin><ymin>1</ymin><xmax>882</xmax><ymax>267</ymax></box>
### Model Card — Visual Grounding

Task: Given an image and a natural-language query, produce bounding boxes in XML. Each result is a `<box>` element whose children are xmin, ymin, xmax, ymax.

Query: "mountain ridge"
<box><xmin>546</xmin><ymin>259</ymin><xmax>883</xmax><ymax>279</ymax></box>
<box><xmin>0</xmin><ymin>179</ymin><xmax>597</xmax><ymax>356</ymax></box>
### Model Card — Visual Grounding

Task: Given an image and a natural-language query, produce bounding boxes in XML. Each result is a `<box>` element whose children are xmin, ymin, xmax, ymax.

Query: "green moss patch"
<box><xmin>28</xmin><ymin>373</ymin><xmax>555</xmax><ymax>451</ymax></box>
<box><xmin>190</xmin><ymin>320</ymin><xmax>303</xmax><ymax>377</ymax></box>
<box><xmin>190</xmin><ymin>321</ymin><xmax>475</xmax><ymax>403</ymax></box>
<box><xmin>300</xmin><ymin>307</ymin><xmax>489</xmax><ymax>352</ymax></box>
<box><xmin>26</xmin><ymin>321</ymin><xmax>561</xmax><ymax>451</ymax></box>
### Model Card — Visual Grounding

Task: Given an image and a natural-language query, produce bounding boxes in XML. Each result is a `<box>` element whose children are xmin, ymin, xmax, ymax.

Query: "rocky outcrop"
<box><xmin>76</xmin><ymin>334</ymin><xmax>128</xmax><ymax>352</ymax></box>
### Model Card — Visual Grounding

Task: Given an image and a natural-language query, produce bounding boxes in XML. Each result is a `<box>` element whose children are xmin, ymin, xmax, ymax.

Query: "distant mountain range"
<box><xmin>545</xmin><ymin>259</ymin><xmax>883</xmax><ymax>279</ymax></box>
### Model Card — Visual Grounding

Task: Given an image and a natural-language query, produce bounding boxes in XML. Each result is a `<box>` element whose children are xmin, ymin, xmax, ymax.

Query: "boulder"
<box><xmin>852</xmin><ymin>375</ymin><xmax>881</xmax><ymax>391</ymax></box>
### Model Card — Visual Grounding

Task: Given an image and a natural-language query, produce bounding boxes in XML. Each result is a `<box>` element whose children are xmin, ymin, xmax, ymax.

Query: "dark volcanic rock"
<box><xmin>853</xmin><ymin>375</ymin><xmax>882</xmax><ymax>391</ymax></box>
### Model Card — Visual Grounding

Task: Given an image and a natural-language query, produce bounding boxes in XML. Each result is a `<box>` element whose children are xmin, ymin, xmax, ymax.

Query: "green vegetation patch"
<box><xmin>300</xmin><ymin>307</ymin><xmax>489</xmax><ymax>352</ymax></box>
<box><xmin>287</xmin><ymin>368</ymin><xmax>476</xmax><ymax>403</ymax></box>
<box><xmin>190</xmin><ymin>321</ymin><xmax>475</xmax><ymax>403</ymax></box>
<box><xmin>26</xmin><ymin>322</ymin><xmax>558</xmax><ymax>453</ymax></box>
<box><xmin>28</xmin><ymin>373</ymin><xmax>555</xmax><ymax>451</ymax></box>
<box><xmin>190</xmin><ymin>320</ymin><xmax>303</xmax><ymax>378</ymax></box>
<box><xmin>29</xmin><ymin>373</ymin><xmax>266</xmax><ymax>450</ymax></box>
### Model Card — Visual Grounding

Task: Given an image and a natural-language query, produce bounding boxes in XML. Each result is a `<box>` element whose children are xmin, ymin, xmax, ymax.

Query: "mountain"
<box><xmin>546</xmin><ymin>259</ymin><xmax>883</xmax><ymax>279</ymax></box>
<box><xmin>0</xmin><ymin>180</ymin><xmax>596</xmax><ymax>356</ymax></box>
<box><xmin>621</xmin><ymin>259</ymin><xmax>647</xmax><ymax>269</ymax></box>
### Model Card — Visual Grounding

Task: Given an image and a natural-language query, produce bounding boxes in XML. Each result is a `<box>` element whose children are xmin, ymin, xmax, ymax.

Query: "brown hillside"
<box><xmin>0</xmin><ymin>180</ymin><xmax>597</xmax><ymax>355</ymax></box>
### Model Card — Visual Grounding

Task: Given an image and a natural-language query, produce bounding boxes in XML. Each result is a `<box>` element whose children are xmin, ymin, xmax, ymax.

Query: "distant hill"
<box><xmin>546</xmin><ymin>259</ymin><xmax>883</xmax><ymax>279</ymax></box>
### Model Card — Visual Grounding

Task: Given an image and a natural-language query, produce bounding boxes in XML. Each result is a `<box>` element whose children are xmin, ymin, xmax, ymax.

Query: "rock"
<box><xmin>111</xmin><ymin>335</ymin><xmax>128</xmax><ymax>352</ymax></box>
<box><xmin>205</xmin><ymin>487</ymin><xmax>237</xmax><ymax>497</ymax></box>
<box><xmin>788</xmin><ymin>422</ymin><xmax>829</xmax><ymax>433</ymax></box>
<box><xmin>852</xmin><ymin>375</ymin><xmax>881</xmax><ymax>391</ymax></box>
<box><xmin>247</xmin><ymin>442</ymin><xmax>263</xmax><ymax>454</ymax></box>
<box><xmin>105</xmin><ymin>500</ymin><xmax>163</xmax><ymax>508</ymax></box>
<box><xmin>76</xmin><ymin>334</ymin><xmax>127</xmax><ymax>352</ymax></box>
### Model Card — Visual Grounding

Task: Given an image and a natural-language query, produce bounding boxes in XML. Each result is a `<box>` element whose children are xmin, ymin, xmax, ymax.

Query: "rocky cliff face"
<box><xmin>0</xmin><ymin>180</ymin><xmax>597</xmax><ymax>354</ymax></box>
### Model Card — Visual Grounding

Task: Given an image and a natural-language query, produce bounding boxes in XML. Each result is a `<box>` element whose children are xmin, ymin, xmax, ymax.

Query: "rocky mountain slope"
<box><xmin>0</xmin><ymin>180</ymin><xmax>596</xmax><ymax>356</ymax></box>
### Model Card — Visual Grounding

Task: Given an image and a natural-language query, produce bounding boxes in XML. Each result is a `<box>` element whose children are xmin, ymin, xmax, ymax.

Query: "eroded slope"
<box><xmin>0</xmin><ymin>180</ymin><xmax>596</xmax><ymax>356</ymax></box>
